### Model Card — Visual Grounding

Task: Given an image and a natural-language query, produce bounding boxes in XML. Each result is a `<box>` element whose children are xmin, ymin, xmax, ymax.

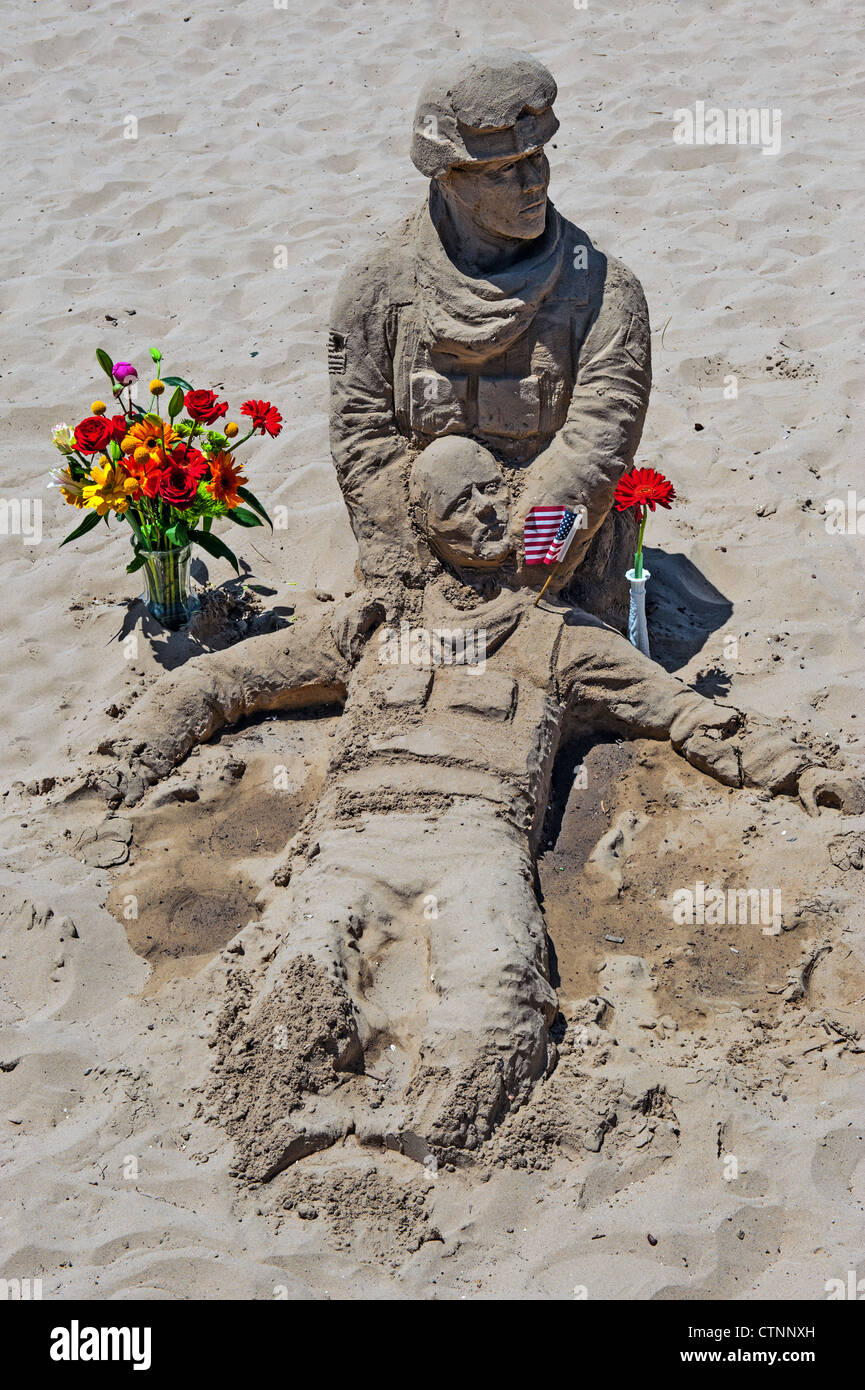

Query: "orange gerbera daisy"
<box><xmin>206</xmin><ymin>450</ymin><xmax>247</xmax><ymax>508</ymax></box>
<box><xmin>120</xmin><ymin>414</ymin><xmax>179</xmax><ymax>467</ymax></box>
<box><xmin>120</xmin><ymin>451</ymin><xmax>157</xmax><ymax>498</ymax></box>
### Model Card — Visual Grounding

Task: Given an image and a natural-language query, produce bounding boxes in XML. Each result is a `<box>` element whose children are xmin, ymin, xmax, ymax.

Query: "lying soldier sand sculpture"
<box><xmin>96</xmin><ymin>51</ymin><xmax>863</xmax><ymax>1176</ymax></box>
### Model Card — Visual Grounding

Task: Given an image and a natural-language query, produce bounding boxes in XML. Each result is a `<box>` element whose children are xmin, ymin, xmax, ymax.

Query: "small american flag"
<box><xmin>524</xmin><ymin>505</ymin><xmax>580</xmax><ymax>566</ymax></box>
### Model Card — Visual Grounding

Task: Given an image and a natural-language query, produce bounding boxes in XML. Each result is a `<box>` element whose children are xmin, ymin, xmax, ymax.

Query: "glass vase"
<box><xmin>141</xmin><ymin>544</ymin><xmax>198</xmax><ymax>629</ymax></box>
<box><xmin>626</xmin><ymin>566</ymin><xmax>651</xmax><ymax>658</ymax></box>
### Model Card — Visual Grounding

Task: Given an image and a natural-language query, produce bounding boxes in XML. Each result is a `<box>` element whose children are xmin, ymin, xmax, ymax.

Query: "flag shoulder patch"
<box><xmin>327</xmin><ymin>331</ymin><xmax>347</xmax><ymax>374</ymax></box>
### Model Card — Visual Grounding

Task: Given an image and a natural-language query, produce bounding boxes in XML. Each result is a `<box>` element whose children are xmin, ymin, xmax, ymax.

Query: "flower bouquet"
<box><xmin>613</xmin><ymin>466</ymin><xmax>676</xmax><ymax>658</ymax></box>
<box><xmin>50</xmin><ymin>348</ymin><xmax>279</xmax><ymax>628</ymax></box>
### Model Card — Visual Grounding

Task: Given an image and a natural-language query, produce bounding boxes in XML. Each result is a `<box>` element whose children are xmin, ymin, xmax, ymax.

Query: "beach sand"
<box><xmin>1</xmin><ymin>0</ymin><xmax>864</xmax><ymax>1298</ymax></box>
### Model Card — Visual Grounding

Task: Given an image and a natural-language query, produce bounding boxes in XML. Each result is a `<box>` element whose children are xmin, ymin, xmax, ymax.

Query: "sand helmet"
<box><xmin>410</xmin><ymin>49</ymin><xmax>559</xmax><ymax>179</ymax></box>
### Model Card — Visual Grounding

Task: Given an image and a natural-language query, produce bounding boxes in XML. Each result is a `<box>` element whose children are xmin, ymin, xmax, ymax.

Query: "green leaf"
<box><xmin>226</xmin><ymin>506</ymin><xmax>263</xmax><ymax>528</ymax></box>
<box><xmin>162</xmin><ymin>375</ymin><xmax>193</xmax><ymax>391</ymax></box>
<box><xmin>168</xmin><ymin>386</ymin><xmax>185</xmax><ymax>419</ymax></box>
<box><xmin>59</xmin><ymin>509</ymin><xmax>102</xmax><ymax>546</ymax></box>
<box><xmin>96</xmin><ymin>348</ymin><xmax>114</xmax><ymax>380</ymax></box>
<box><xmin>236</xmin><ymin>486</ymin><xmax>273</xmax><ymax>530</ymax></box>
<box><xmin>126</xmin><ymin>552</ymin><xmax>146</xmax><ymax>573</ymax></box>
<box><xmin>125</xmin><ymin>508</ymin><xmax>146</xmax><ymax>546</ymax></box>
<box><xmin>165</xmin><ymin>522</ymin><xmax>189</xmax><ymax>549</ymax></box>
<box><xmin>190</xmin><ymin>528</ymin><xmax>239</xmax><ymax>573</ymax></box>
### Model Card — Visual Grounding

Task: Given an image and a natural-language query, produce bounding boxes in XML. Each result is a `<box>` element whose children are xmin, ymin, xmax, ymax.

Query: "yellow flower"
<box><xmin>91</xmin><ymin>400</ymin><xmax>107</xmax><ymax>415</ymax></box>
<box><xmin>49</xmin><ymin>466</ymin><xmax>87</xmax><ymax>509</ymax></box>
<box><xmin>149</xmin><ymin>379</ymin><xmax>165</xmax><ymax>395</ymax></box>
<box><xmin>224</xmin><ymin>422</ymin><xmax>239</xmax><ymax>438</ymax></box>
<box><xmin>82</xmin><ymin>458</ymin><xmax>139</xmax><ymax>515</ymax></box>
<box><xmin>120</xmin><ymin>414</ymin><xmax>178</xmax><ymax>466</ymax></box>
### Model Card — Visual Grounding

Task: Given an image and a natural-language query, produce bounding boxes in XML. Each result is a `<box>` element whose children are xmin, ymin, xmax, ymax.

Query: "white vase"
<box><xmin>626</xmin><ymin>566</ymin><xmax>651</xmax><ymax>658</ymax></box>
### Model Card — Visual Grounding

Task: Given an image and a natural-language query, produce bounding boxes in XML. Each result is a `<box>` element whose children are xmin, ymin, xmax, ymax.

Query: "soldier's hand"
<box><xmin>798</xmin><ymin>767</ymin><xmax>865</xmax><ymax>817</ymax></box>
<box><xmin>329</xmin><ymin>589</ymin><xmax>387</xmax><ymax>661</ymax></box>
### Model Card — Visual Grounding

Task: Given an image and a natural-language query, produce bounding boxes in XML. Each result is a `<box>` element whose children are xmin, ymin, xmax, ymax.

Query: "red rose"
<box><xmin>74</xmin><ymin>416</ymin><xmax>115</xmax><ymax>453</ymax></box>
<box><xmin>184</xmin><ymin>389</ymin><xmax>228</xmax><ymax>425</ymax></box>
<box><xmin>155</xmin><ymin>465</ymin><xmax>200</xmax><ymax>510</ymax></box>
<box><xmin>109</xmin><ymin>415</ymin><xmax>128</xmax><ymax>443</ymax></box>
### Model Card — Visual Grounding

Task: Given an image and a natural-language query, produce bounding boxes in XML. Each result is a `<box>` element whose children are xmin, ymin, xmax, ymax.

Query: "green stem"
<box><xmin>184</xmin><ymin>420</ymin><xmax>199</xmax><ymax>463</ymax></box>
<box><xmin>68</xmin><ymin>450</ymin><xmax>92</xmax><ymax>478</ymax></box>
<box><xmin>634</xmin><ymin>507</ymin><xmax>648</xmax><ymax>579</ymax></box>
<box><xmin>138</xmin><ymin>494</ymin><xmax>157</xmax><ymax>548</ymax></box>
<box><xmin>226</xmin><ymin>427</ymin><xmax>256</xmax><ymax>453</ymax></box>
<box><xmin>126</xmin><ymin>507</ymin><xmax>145</xmax><ymax>549</ymax></box>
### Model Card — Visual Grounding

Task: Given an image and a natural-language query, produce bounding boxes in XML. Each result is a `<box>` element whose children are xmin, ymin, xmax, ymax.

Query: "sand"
<box><xmin>2</xmin><ymin>0</ymin><xmax>864</xmax><ymax>1299</ymax></box>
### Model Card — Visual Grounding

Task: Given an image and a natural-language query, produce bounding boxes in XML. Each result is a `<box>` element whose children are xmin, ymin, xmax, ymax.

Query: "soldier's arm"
<box><xmin>86</xmin><ymin>593</ymin><xmax>384</xmax><ymax>803</ymax></box>
<box><xmin>555</xmin><ymin>612</ymin><xmax>865</xmax><ymax>813</ymax></box>
<box><xmin>516</xmin><ymin>255</ymin><xmax>651</xmax><ymax>579</ymax></box>
<box><xmin>328</xmin><ymin>259</ymin><xmax>425</xmax><ymax>606</ymax></box>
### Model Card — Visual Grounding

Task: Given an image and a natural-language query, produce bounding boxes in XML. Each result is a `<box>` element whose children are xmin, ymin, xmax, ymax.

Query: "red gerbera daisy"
<box><xmin>614</xmin><ymin>467</ymin><xmax>676</xmax><ymax>513</ymax></box>
<box><xmin>240</xmin><ymin>399</ymin><xmax>283</xmax><ymax>438</ymax></box>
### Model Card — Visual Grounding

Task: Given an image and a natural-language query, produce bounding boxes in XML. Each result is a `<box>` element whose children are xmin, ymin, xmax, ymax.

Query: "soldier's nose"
<box><xmin>518</xmin><ymin>158</ymin><xmax>546</xmax><ymax>192</ymax></box>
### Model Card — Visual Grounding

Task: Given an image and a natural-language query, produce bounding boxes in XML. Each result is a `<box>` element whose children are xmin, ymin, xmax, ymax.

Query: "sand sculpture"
<box><xmin>96</xmin><ymin>51</ymin><xmax>863</xmax><ymax>1177</ymax></box>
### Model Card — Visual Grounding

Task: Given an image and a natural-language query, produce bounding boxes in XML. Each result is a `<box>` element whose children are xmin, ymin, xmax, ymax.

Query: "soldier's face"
<box><xmin>431</xmin><ymin>466</ymin><xmax>512</xmax><ymax>568</ymax></box>
<box><xmin>444</xmin><ymin>148</ymin><xmax>550</xmax><ymax>242</ymax></box>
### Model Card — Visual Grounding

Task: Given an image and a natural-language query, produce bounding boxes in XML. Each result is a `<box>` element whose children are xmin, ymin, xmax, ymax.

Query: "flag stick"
<box><xmin>533</xmin><ymin>565</ymin><xmax>558</xmax><ymax>606</ymax></box>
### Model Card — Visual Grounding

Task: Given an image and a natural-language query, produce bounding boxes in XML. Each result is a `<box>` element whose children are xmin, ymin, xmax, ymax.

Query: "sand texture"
<box><xmin>1</xmin><ymin>0</ymin><xmax>864</xmax><ymax>1299</ymax></box>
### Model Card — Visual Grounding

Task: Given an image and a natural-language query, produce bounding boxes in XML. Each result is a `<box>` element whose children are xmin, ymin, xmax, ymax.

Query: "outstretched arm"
<box><xmin>95</xmin><ymin>593</ymin><xmax>383</xmax><ymax>799</ymax></box>
<box><xmin>555</xmin><ymin>612</ymin><xmax>865</xmax><ymax>814</ymax></box>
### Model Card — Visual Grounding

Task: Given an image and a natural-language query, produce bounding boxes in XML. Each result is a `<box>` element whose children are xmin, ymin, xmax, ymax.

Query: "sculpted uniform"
<box><xmin>328</xmin><ymin>51</ymin><xmax>651</xmax><ymax>619</ymax></box>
